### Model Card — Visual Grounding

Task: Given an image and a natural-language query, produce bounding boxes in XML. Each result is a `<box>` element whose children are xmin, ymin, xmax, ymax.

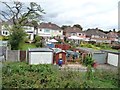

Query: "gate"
<box><xmin>20</xmin><ymin>51</ymin><xmax>26</xmax><ymax>62</ymax></box>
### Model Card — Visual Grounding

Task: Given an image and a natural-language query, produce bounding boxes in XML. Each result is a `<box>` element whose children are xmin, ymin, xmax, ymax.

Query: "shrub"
<box><xmin>83</xmin><ymin>55</ymin><xmax>94</xmax><ymax>66</ymax></box>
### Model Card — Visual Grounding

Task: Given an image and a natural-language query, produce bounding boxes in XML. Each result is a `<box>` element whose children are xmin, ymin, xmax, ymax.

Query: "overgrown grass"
<box><xmin>19</xmin><ymin>43</ymin><xmax>36</xmax><ymax>50</ymax></box>
<box><xmin>2</xmin><ymin>62</ymin><xmax>118</xmax><ymax>88</ymax></box>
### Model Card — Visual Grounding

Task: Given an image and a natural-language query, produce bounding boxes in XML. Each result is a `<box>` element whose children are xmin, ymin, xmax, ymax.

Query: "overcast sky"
<box><xmin>1</xmin><ymin>0</ymin><xmax>119</xmax><ymax>31</ymax></box>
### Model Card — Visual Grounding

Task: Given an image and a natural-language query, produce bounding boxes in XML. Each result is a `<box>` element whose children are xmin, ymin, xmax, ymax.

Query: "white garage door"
<box><xmin>107</xmin><ymin>53</ymin><xmax>118</xmax><ymax>66</ymax></box>
<box><xmin>29</xmin><ymin>52</ymin><xmax>53</xmax><ymax>65</ymax></box>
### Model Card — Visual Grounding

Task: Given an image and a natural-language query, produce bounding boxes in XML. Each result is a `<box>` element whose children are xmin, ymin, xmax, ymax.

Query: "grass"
<box><xmin>20</xmin><ymin>43</ymin><xmax>36</xmax><ymax>50</ymax></box>
<box><xmin>2</xmin><ymin>62</ymin><xmax>118</xmax><ymax>88</ymax></box>
<box><xmin>0</xmin><ymin>35</ymin><xmax>3</xmax><ymax>40</ymax></box>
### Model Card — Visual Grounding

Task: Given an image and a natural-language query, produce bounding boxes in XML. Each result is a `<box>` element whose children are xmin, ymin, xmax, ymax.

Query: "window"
<box><xmin>5</xmin><ymin>32</ymin><xmax>8</xmax><ymax>35</ymax></box>
<box><xmin>44</xmin><ymin>29</ymin><xmax>50</xmax><ymax>33</ymax></box>
<box><xmin>59</xmin><ymin>30</ymin><xmax>61</xmax><ymax>33</ymax></box>
<box><xmin>79</xmin><ymin>34</ymin><xmax>81</xmax><ymax>36</ymax></box>
<box><xmin>40</xmin><ymin>29</ymin><xmax>42</xmax><ymax>31</ymax></box>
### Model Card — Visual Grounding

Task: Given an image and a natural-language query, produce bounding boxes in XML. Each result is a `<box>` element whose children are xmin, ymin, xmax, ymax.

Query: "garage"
<box><xmin>107</xmin><ymin>53</ymin><xmax>118</xmax><ymax>67</ymax></box>
<box><xmin>29</xmin><ymin>48</ymin><xmax>53</xmax><ymax>65</ymax></box>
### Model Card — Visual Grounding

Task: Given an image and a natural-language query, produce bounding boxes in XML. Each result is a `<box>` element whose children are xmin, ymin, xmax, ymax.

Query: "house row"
<box><xmin>0</xmin><ymin>21</ymin><xmax>119</xmax><ymax>43</ymax></box>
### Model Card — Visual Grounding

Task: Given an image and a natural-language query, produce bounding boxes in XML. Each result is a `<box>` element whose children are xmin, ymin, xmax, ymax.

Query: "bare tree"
<box><xmin>0</xmin><ymin>1</ymin><xmax>45</xmax><ymax>50</ymax></box>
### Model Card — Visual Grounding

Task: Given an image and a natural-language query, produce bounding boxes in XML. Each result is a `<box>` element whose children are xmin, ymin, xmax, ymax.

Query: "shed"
<box><xmin>29</xmin><ymin>48</ymin><xmax>53</xmax><ymax>65</ymax></box>
<box><xmin>52</xmin><ymin>48</ymin><xmax>66</xmax><ymax>64</ymax></box>
<box><xmin>76</xmin><ymin>47</ymin><xmax>107</xmax><ymax>64</ymax></box>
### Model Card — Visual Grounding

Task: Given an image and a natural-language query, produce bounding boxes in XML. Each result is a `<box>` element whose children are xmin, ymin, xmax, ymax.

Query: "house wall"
<box><xmin>1</xmin><ymin>30</ymin><xmax>10</xmax><ymax>36</ymax></box>
<box><xmin>107</xmin><ymin>53</ymin><xmax>118</xmax><ymax>66</ymax></box>
<box><xmin>37</xmin><ymin>28</ymin><xmax>63</xmax><ymax>37</ymax></box>
<box><xmin>29</xmin><ymin>52</ymin><xmax>53</xmax><ymax>65</ymax></box>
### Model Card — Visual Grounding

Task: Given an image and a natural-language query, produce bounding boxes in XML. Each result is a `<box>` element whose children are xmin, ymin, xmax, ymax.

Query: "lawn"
<box><xmin>0</xmin><ymin>35</ymin><xmax>3</xmax><ymax>40</ymax></box>
<box><xmin>20</xmin><ymin>43</ymin><xmax>37</xmax><ymax>50</ymax></box>
<box><xmin>2</xmin><ymin>62</ymin><xmax>118</xmax><ymax>88</ymax></box>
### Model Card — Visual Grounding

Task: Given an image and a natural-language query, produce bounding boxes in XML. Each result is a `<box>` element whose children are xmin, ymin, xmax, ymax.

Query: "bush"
<box><xmin>83</xmin><ymin>55</ymin><xmax>94</xmax><ymax>66</ymax></box>
<box><xmin>2</xmin><ymin>62</ymin><xmax>118</xmax><ymax>88</ymax></box>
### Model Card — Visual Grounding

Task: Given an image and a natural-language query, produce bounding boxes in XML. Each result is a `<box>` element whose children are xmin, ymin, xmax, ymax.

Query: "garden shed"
<box><xmin>29</xmin><ymin>48</ymin><xmax>53</xmax><ymax>65</ymax></box>
<box><xmin>76</xmin><ymin>47</ymin><xmax>107</xmax><ymax>64</ymax></box>
<box><xmin>52</xmin><ymin>48</ymin><xmax>66</xmax><ymax>64</ymax></box>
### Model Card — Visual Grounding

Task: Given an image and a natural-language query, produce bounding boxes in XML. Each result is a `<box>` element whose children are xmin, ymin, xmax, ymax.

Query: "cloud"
<box><xmin>0</xmin><ymin>0</ymin><xmax>119</xmax><ymax>31</ymax></box>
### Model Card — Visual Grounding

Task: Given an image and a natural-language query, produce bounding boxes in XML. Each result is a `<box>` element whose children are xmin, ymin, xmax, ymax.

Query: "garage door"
<box><xmin>92</xmin><ymin>53</ymin><xmax>107</xmax><ymax>64</ymax></box>
<box><xmin>107</xmin><ymin>53</ymin><xmax>118</xmax><ymax>66</ymax></box>
<box><xmin>29</xmin><ymin>52</ymin><xmax>53</xmax><ymax>64</ymax></box>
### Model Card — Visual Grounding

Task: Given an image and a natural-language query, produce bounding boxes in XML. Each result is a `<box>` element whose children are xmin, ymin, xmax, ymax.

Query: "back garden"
<box><xmin>2</xmin><ymin>62</ymin><xmax>118</xmax><ymax>88</ymax></box>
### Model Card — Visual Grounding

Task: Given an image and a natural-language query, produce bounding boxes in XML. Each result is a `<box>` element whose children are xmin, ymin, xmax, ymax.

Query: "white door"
<box><xmin>29</xmin><ymin>52</ymin><xmax>53</xmax><ymax>64</ymax></box>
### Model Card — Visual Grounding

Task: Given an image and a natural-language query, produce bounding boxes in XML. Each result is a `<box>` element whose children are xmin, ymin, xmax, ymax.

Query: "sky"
<box><xmin>0</xmin><ymin>0</ymin><xmax>119</xmax><ymax>31</ymax></box>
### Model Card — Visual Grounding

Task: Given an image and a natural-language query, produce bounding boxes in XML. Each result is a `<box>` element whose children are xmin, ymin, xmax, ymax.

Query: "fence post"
<box><xmin>26</xmin><ymin>50</ymin><xmax>28</xmax><ymax>63</ymax></box>
<box><xmin>118</xmin><ymin>52</ymin><xmax>120</xmax><ymax>87</ymax></box>
<box><xmin>6</xmin><ymin>48</ymin><xmax>8</xmax><ymax>61</ymax></box>
<box><xmin>18</xmin><ymin>50</ymin><xmax>20</xmax><ymax>62</ymax></box>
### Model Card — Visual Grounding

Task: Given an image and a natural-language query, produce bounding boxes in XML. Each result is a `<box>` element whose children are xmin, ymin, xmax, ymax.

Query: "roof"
<box><xmin>29</xmin><ymin>48</ymin><xmax>53</xmax><ymax>52</ymax></box>
<box><xmin>107</xmin><ymin>32</ymin><xmax>118</xmax><ymax>38</ymax></box>
<box><xmin>2</xmin><ymin>19</ymin><xmax>35</xmax><ymax>27</ymax></box>
<box><xmin>84</xmin><ymin>29</ymin><xmax>107</xmax><ymax>37</ymax></box>
<box><xmin>64</xmin><ymin>27</ymin><xmax>83</xmax><ymax>33</ymax></box>
<box><xmin>38</xmin><ymin>22</ymin><xmax>62</xmax><ymax>30</ymax></box>
<box><xmin>76</xmin><ymin>47</ymin><xmax>102</xmax><ymax>53</ymax></box>
<box><xmin>52</xmin><ymin>48</ymin><xmax>66</xmax><ymax>53</ymax></box>
<box><xmin>101</xmin><ymin>50</ymin><xmax>120</xmax><ymax>54</ymax></box>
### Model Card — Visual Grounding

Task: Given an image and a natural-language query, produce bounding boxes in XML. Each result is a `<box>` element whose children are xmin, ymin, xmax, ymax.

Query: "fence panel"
<box><xmin>6</xmin><ymin>50</ymin><xmax>19</xmax><ymax>62</ymax></box>
<box><xmin>20</xmin><ymin>51</ymin><xmax>26</xmax><ymax>62</ymax></box>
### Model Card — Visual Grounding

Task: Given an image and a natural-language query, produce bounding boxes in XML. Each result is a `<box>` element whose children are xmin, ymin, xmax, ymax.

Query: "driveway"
<box><xmin>96</xmin><ymin>64</ymin><xmax>118</xmax><ymax>72</ymax></box>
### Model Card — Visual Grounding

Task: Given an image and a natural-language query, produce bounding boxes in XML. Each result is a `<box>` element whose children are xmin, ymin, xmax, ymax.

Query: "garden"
<box><xmin>2</xmin><ymin>61</ymin><xmax>118</xmax><ymax>88</ymax></box>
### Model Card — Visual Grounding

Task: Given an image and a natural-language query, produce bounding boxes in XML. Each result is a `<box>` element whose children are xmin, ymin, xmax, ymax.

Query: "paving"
<box><xmin>96</xmin><ymin>64</ymin><xmax>118</xmax><ymax>71</ymax></box>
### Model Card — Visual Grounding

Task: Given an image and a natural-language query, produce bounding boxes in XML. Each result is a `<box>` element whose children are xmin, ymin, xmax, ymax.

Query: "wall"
<box><xmin>5</xmin><ymin>50</ymin><xmax>27</xmax><ymax>62</ymax></box>
<box><xmin>92</xmin><ymin>53</ymin><xmax>107</xmax><ymax>64</ymax></box>
<box><xmin>107</xmin><ymin>53</ymin><xmax>118</xmax><ymax>66</ymax></box>
<box><xmin>29</xmin><ymin>52</ymin><xmax>53</xmax><ymax>65</ymax></box>
<box><xmin>6</xmin><ymin>50</ymin><xmax>20</xmax><ymax>62</ymax></box>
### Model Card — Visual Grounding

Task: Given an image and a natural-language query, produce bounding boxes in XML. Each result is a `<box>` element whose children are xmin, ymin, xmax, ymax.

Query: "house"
<box><xmin>37</xmin><ymin>22</ymin><xmax>63</xmax><ymax>38</ymax></box>
<box><xmin>28</xmin><ymin>48</ymin><xmax>53</xmax><ymax>65</ymax></box>
<box><xmin>84</xmin><ymin>28</ymin><xmax>111</xmax><ymax>43</ymax></box>
<box><xmin>52</xmin><ymin>48</ymin><xmax>66</xmax><ymax>65</ymax></box>
<box><xmin>107</xmin><ymin>32</ymin><xmax>118</xmax><ymax>43</ymax></box>
<box><xmin>64</xmin><ymin>26</ymin><xmax>86</xmax><ymax>39</ymax></box>
<box><xmin>118</xmin><ymin>32</ymin><xmax>120</xmax><ymax>43</ymax></box>
<box><xmin>1</xmin><ymin>20</ymin><xmax>36</xmax><ymax>41</ymax></box>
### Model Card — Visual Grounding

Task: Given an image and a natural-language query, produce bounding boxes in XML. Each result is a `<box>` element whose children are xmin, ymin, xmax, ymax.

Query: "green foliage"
<box><xmin>83</xmin><ymin>55</ymin><xmax>94</xmax><ymax>66</ymax></box>
<box><xmin>2</xmin><ymin>36</ymin><xmax>9</xmax><ymax>41</ymax></box>
<box><xmin>86</xmin><ymin>65</ymin><xmax>94</xmax><ymax>80</ymax></box>
<box><xmin>34</xmin><ymin>35</ymin><xmax>44</xmax><ymax>47</ymax></box>
<box><xmin>9</xmin><ymin>25</ymin><xmax>26</xmax><ymax>50</ymax></box>
<box><xmin>19</xmin><ymin>43</ymin><xmax>36</xmax><ymax>50</ymax></box>
<box><xmin>2</xmin><ymin>62</ymin><xmax>118</xmax><ymax>88</ymax></box>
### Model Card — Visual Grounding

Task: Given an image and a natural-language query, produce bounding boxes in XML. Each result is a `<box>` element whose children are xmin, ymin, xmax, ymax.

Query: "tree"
<box><xmin>61</xmin><ymin>25</ymin><xmax>70</xmax><ymax>30</ymax></box>
<box><xmin>73</xmin><ymin>24</ymin><xmax>83</xmax><ymax>30</ymax></box>
<box><xmin>0</xmin><ymin>1</ymin><xmax>45</xmax><ymax>50</ymax></box>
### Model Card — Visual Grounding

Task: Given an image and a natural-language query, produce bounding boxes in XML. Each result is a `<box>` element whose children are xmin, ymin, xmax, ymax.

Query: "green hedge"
<box><xmin>2</xmin><ymin>62</ymin><xmax>118</xmax><ymax>88</ymax></box>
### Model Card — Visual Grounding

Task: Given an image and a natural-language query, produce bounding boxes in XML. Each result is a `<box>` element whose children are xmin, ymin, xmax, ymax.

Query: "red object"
<box><xmin>55</xmin><ymin>44</ymin><xmax>71</xmax><ymax>50</ymax></box>
<box><xmin>53</xmin><ymin>52</ymin><xmax>66</xmax><ymax>64</ymax></box>
<box><xmin>93</xmin><ymin>62</ymin><xmax>97</xmax><ymax>68</ymax></box>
